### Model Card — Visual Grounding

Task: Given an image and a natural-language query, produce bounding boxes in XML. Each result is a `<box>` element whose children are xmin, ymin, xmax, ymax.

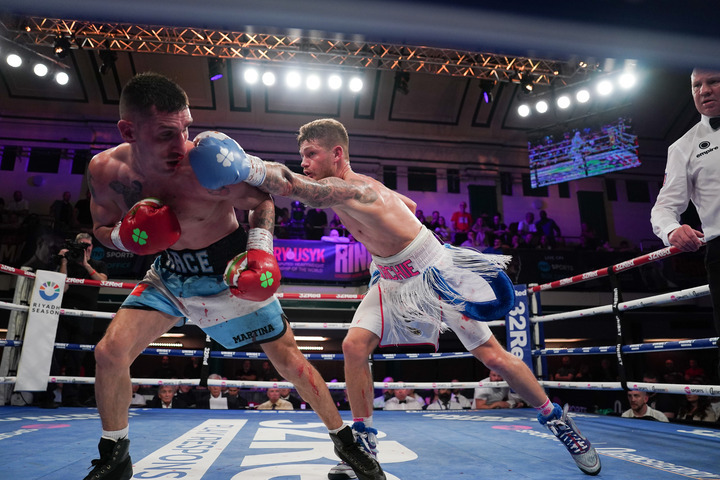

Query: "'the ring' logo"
<box><xmin>38</xmin><ymin>281</ymin><xmax>61</xmax><ymax>301</ymax></box>
<box><xmin>699</xmin><ymin>141</ymin><xmax>711</xmax><ymax>149</ymax></box>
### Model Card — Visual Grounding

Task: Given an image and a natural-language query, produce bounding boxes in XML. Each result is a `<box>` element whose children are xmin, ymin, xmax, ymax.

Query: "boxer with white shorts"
<box><xmin>188</xmin><ymin>118</ymin><xmax>601</xmax><ymax>477</ymax></box>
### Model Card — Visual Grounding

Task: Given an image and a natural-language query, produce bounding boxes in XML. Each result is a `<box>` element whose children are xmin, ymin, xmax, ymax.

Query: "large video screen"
<box><xmin>528</xmin><ymin>117</ymin><xmax>640</xmax><ymax>188</ymax></box>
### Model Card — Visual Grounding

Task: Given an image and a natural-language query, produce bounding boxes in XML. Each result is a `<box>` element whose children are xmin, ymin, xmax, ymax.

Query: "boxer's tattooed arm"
<box><xmin>262</xmin><ymin>163</ymin><xmax>377</xmax><ymax>208</ymax></box>
<box><xmin>109</xmin><ymin>180</ymin><xmax>143</xmax><ymax>209</ymax></box>
<box><xmin>86</xmin><ymin>172</ymin><xmax>97</xmax><ymax>199</ymax></box>
<box><xmin>248</xmin><ymin>199</ymin><xmax>275</xmax><ymax>232</ymax></box>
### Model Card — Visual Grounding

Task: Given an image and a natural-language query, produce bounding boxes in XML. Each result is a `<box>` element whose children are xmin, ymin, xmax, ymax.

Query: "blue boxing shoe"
<box><xmin>538</xmin><ymin>403</ymin><xmax>601</xmax><ymax>476</ymax></box>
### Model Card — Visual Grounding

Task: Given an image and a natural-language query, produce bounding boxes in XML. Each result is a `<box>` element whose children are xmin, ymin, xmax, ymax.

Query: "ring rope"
<box><xmin>529</xmin><ymin>245</ymin><xmax>685</xmax><ymax>293</ymax></box>
<box><xmin>531</xmin><ymin>284</ymin><xmax>710</xmax><ymax>324</ymax></box>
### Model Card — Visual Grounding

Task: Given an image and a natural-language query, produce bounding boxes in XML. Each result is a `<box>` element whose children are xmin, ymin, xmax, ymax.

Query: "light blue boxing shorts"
<box><xmin>120</xmin><ymin>228</ymin><xmax>286</xmax><ymax>349</ymax></box>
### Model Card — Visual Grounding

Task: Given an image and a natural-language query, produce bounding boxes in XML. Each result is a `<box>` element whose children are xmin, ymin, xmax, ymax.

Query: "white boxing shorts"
<box><xmin>351</xmin><ymin>226</ymin><xmax>511</xmax><ymax>350</ymax></box>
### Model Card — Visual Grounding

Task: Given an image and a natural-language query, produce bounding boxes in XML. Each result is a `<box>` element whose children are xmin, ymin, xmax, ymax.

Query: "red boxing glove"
<box><xmin>111</xmin><ymin>198</ymin><xmax>181</xmax><ymax>255</ymax></box>
<box><xmin>224</xmin><ymin>250</ymin><xmax>281</xmax><ymax>301</ymax></box>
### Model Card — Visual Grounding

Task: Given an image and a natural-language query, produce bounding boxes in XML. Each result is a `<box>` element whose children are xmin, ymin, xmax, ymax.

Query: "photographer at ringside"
<box><xmin>54</xmin><ymin>233</ymin><xmax>108</xmax><ymax>406</ymax></box>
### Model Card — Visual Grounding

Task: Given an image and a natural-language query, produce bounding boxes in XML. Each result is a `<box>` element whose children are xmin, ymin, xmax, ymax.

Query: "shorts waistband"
<box><xmin>373</xmin><ymin>227</ymin><xmax>443</xmax><ymax>280</ymax></box>
<box><xmin>160</xmin><ymin>227</ymin><xmax>248</xmax><ymax>276</ymax></box>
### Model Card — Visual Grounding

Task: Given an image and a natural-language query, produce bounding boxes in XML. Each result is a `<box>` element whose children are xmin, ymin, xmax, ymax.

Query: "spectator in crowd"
<box><xmin>75</xmin><ymin>190</ymin><xmax>93</xmax><ymax>232</ymax></box>
<box><xmin>425</xmin><ymin>387</ymin><xmax>466</xmax><ymax>410</ymax></box>
<box><xmin>579</xmin><ymin>222</ymin><xmax>599</xmax><ymax>250</ymax></box>
<box><xmin>257</xmin><ymin>360</ymin><xmax>278</xmax><ymax>381</ymax></box>
<box><xmin>175</xmin><ymin>384</ymin><xmax>198</xmax><ymax>408</ymax></box>
<box><xmin>517</xmin><ymin>212</ymin><xmax>536</xmax><ymax>237</ymax></box>
<box><xmin>450</xmin><ymin>201</ymin><xmax>473</xmax><ymax>245</ymax></box>
<box><xmin>274</xmin><ymin>206</ymin><xmax>290</xmax><ymax>239</ymax></box>
<box><xmin>305</xmin><ymin>207</ymin><xmax>328</xmax><ymax>240</ymax></box>
<box><xmin>384</xmin><ymin>387</ymin><xmax>423</xmax><ymax>410</ymax></box>
<box><xmin>661</xmin><ymin>358</ymin><xmax>684</xmax><ymax>384</ymax></box>
<box><xmin>426</xmin><ymin>210</ymin><xmax>441</xmax><ymax>231</ymax></box>
<box><xmin>642</xmin><ymin>372</ymin><xmax>678</xmax><ymax>419</ymax></box>
<box><xmin>537</xmin><ymin>235</ymin><xmax>554</xmax><ymax>250</ymax></box>
<box><xmin>288</xmin><ymin>200</ymin><xmax>306</xmax><ymax>238</ymax></box>
<box><xmin>50</xmin><ymin>190</ymin><xmax>76</xmax><ymax>236</ymax></box>
<box><xmin>593</xmin><ymin>358</ymin><xmax>618</xmax><ymax>381</ymax></box>
<box><xmin>415</xmin><ymin>209</ymin><xmax>427</xmax><ymax>226</ymax></box>
<box><xmin>237</xmin><ymin>359</ymin><xmax>258</xmax><ymax>381</ymax></box>
<box><xmin>535</xmin><ymin>210</ymin><xmax>562</xmax><ymax>246</ymax></box>
<box><xmin>278</xmin><ymin>383</ymin><xmax>304</xmax><ymax>409</ymax></box>
<box><xmin>434</xmin><ymin>216</ymin><xmax>452</xmax><ymax>243</ymax></box>
<box><xmin>152</xmin><ymin>355</ymin><xmax>178</xmax><ymax>379</ymax></box>
<box><xmin>373</xmin><ymin>376</ymin><xmax>395</xmax><ymax>409</ymax></box>
<box><xmin>197</xmin><ymin>374</ymin><xmax>248</xmax><ymax>409</ymax></box>
<box><xmin>130</xmin><ymin>384</ymin><xmax>146</xmax><ymax>407</ymax></box>
<box><xmin>334</xmin><ymin>389</ymin><xmax>352</xmax><ymax>410</ymax></box>
<box><xmin>8</xmin><ymin>190</ymin><xmax>30</xmax><ymax>218</ymax></box>
<box><xmin>554</xmin><ymin>356</ymin><xmax>576</xmax><ymax>381</ymax></box>
<box><xmin>676</xmin><ymin>385</ymin><xmax>717</xmax><ymax>422</ymax></box>
<box><xmin>256</xmin><ymin>386</ymin><xmax>294</xmax><ymax>410</ymax></box>
<box><xmin>509</xmin><ymin>234</ymin><xmax>527</xmax><ymax>250</ymax></box>
<box><xmin>470</xmin><ymin>217</ymin><xmax>489</xmax><ymax>247</ymax></box>
<box><xmin>321</xmin><ymin>228</ymin><xmax>351</xmax><ymax>243</ymax></box>
<box><xmin>474</xmin><ymin>370</ymin><xmax>525</xmax><ymax>409</ymax></box>
<box><xmin>22</xmin><ymin>231</ymin><xmax>63</xmax><ymax>272</ymax></box>
<box><xmin>460</xmin><ymin>230</ymin><xmax>477</xmax><ymax>248</ymax></box>
<box><xmin>450</xmin><ymin>379</ymin><xmax>474</xmax><ymax>409</ymax></box>
<box><xmin>684</xmin><ymin>358</ymin><xmax>706</xmax><ymax>381</ymax></box>
<box><xmin>489</xmin><ymin>213</ymin><xmax>509</xmax><ymax>244</ymax></box>
<box><xmin>183</xmin><ymin>357</ymin><xmax>202</xmax><ymax>379</ymax></box>
<box><xmin>622</xmin><ymin>390</ymin><xmax>669</xmax><ymax>422</ymax></box>
<box><xmin>147</xmin><ymin>385</ymin><xmax>189</xmax><ymax>409</ymax></box>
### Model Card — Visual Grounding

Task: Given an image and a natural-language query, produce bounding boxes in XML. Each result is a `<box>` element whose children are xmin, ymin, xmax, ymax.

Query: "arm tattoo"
<box><xmin>249</xmin><ymin>201</ymin><xmax>275</xmax><ymax>232</ymax></box>
<box><xmin>262</xmin><ymin>163</ymin><xmax>377</xmax><ymax>208</ymax></box>
<box><xmin>110</xmin><ymin>180</ymin><xmax>143</xmax><ymax>209</ymax></box>
<box><xmin>87</xmin><ymin>172</ymin><xmax>97</xmax><ymax>199</ymax></box>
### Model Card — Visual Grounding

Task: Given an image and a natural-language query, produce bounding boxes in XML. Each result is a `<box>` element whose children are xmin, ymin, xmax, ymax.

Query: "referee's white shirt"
<box><xmin>651</xmin><ymin>115</ymin><xmax>720</xmax><ymax>245</ymax></box>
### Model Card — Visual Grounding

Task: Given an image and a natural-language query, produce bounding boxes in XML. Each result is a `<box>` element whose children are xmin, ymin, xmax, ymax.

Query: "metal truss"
<box><xmin>2</xmin><ymin>15</ymin><xmax>595</xmax><ymax>86</ymax></box>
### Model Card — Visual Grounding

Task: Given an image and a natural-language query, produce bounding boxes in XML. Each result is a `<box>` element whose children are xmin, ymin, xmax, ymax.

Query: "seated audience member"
<box><xmin>373</xmin><ymin>376</ymin><xmax>395</xmax><ymax>409</ymax></box>
<box><xmin>554</xmin><ymin>356</ymin><xmax>576</xmax><ymax>381</ymax></box>
<box><xmin>642</xmin><ymin>372</ymin><xmax>678</xmax><ymax>419</ymax></box>
<box><xmin>434</xmin><ymin>216</ymin><xmax>452</xmax><ymax>243</ymax></box>
<box><xmin>684</xmin><ymin>359</ymin><xmax>706</xmax><ymax>381</ymax></box>
<box><xmin>148</xmin><ymin>385</ymin><xmax>188</xmax><ymax>409</ymax></box>
<box><xmin>517</xmin><ymin>212</ymin><xmax>536</xmax><ymax>237</ymax></box>
<box><xmin>130</xmin><ymin>384</ymin><xmax>146</xmax><ymax>407</ymax></box>
<box><xmin>197</xmin><ymin>374</ymin><xmax>248</xmax><ymax>409</ymax></box>
<box><xmin>450</xmin><ymin>379</ymin><xmax>473</xmax><ymax>409</ymax></box>
<box><xmin>676</xmin><ymin>383</ymin><xmax>717</xmax><ymax>423</ymax></box>
<box><xmin>425</xmin><ymin>388</ymin><xmax>466</xmax><ymax>410</ymax></box>
<box><xmin>278</xmin><ymin>383</ymin><xmax>305</xmax><ymax>409</ymax></box>
<box><xmin>321</xmin><ymin>228</ymin><xmax>350</xmax><ymax>243</ymax></box>
<box><xmin>622</xmin><ymin>390</ymin><xmax>669</xmax><ymax>422</ymax></box>
<box><xmin>661</xmin><ymin>358</ymin><xmax>684</xmax><ymax>384</ymax></box>
<box><xmin>407</xmin><ymin>388</ymin><xmax>426</xmax><ymax>408</ymax></box>
<box><xmin>384</xmin><ymin>387</ymin><xmax>423</xmax><ymax>411</ymax></box>
<box><xmin>175</xmin><ymin>383</ymin><xmax>198</xmax><ymax>408</ymax></box>
<box><xmin>256</xmin><ymin>386</ymin><xmax>294</xmax><ymax>410</ymax></box>
<box><xmin>474</xmin><ymin>370</ymin><xmax>525</xmax><ymax>410</ymax></box>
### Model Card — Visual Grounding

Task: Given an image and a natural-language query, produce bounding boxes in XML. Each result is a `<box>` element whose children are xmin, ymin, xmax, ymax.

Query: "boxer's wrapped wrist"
<box><xmin>245</xmin><ymin>155</ymin><xmax>267</xmax><ymax>187</ymax></box>
<box><xmin>111</xmin><ymin>222</ymin><xmax>129</xmax><ymax>252</ymax></box>
<box><xmin>247</xmin><ymin>228</ymin><xmax>273</xmax><ymax>254</ymax></box>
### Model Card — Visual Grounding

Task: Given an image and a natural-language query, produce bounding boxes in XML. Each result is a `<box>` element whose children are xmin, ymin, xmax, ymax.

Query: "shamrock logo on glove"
<box><xmin>260</xmin><ymin>271</ymin><xmax>274</xmax><ymax>288</ymax></box>
<box><xmin>216</xmin><ymin>147</ymin><xmax>233</xmax><ymax>167</ymax></box>
<box><xmin>132</xmin><ymin>228</ymin><xmax>148</xmax><ymax>246</ymax></box>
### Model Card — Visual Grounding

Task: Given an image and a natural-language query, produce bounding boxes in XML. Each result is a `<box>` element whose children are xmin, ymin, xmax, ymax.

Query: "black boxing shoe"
<box><xmin>329</xmin><ymin>425</ymin><xmax>386</xmax><ymax>480</ymax></box>
<box><xmin>83</xmin><ymin>438</ymin><xmax>132</xmax><ymax>480</ymax></box>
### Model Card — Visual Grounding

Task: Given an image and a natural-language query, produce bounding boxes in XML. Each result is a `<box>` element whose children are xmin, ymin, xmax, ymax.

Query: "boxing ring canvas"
<box><xmin>3</xmin><ymin>406</ymin><xmax>718</xmax><ymax>479</ymax></box>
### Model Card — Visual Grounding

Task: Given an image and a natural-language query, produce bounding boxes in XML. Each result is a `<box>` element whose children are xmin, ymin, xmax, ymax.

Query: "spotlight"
<box><xmin>98</xmin><ymin>50</ymin><xmax>118</xmax><ymax>75</ymax></box>
<box><xmin>618</xmin><ymin>72</ymin><xmax>636</xmax><ymax>89</ymax></box>
<box><xmin>244</xmin><ymin>68</ymin><xmax>259</xmax><ymax>84</ymax></box>
<box><xmin>285</xmin><ymin>71</ymin><xmax>301</xmax><ymax>88</ymax></box>
<box><xmin>33</xmin><ymin>63</ymin><xmax>48</xmax><ymax>77</ymax></box>
<box><xmin>535</xmin><ymin>100</ymin><xmax>548</xmax><ymax>113</ymax></box>
<box><xmin>394</xmin><ymin>71</ymin><xmax>410</xmax><ymax>95</ymax></box>
<box><xmin>261</xmin><ymin>71</ymin><xmax>276</xmax><ymax>86</ymax></box>
<box><xmin>479</xmin><ymin>79</ymin><xmax>495</xmax><ymax>104</ymax></box>
<box><xmin>556</xmin><ymin>95</ymin><xmax>571</xmax><ymax>109</ymax></box>
<box><xmin>328</xmin><ymin>74</ymin><xmax>343</xmax><ymax>90</ymax></box>
<box><xmin>576</xmin><ymin>89</ymin><xmax>590</xmax><ymax>103</ymax></box>
<box><xmin>348</xmin><ymin>76</ymin><xmax>363</xmax><ymax>93</ymax></box>
<box><xmin>596</xmin><ymin>79</ymin><xmax>613</xmax><ymax>96</ymax></box>
<box><xmin>55</xmin><ymin>71</ymin><xmax>69</xmax><ymax>85</ymax></box>
<box><xmin>53</xmin><ymin>36</ymin><xmax>71</xmax><ymax>58</ymax></box>
<box><xmin>306</xmin><ymin>73</ymin><xmax>321</xmax><ymax>90</ymax></box>
<box><xmin>520</xmin><ymin>74</ymin><xmax>534</xmax><ymax>93</ymax></box>
<box><xmin>6</xmin><ymin>53</ymin><xmax>22</xmax><ymax>68</ymax></box>
<box><xmin>208</xmin><ymin>58</ymin><xmax>224</xmax><ymax>81</ymax></box>
<box><xmin>517</xmin><ymin>104</ymin><xmax>531</xmax><ymax>117</ymax></box>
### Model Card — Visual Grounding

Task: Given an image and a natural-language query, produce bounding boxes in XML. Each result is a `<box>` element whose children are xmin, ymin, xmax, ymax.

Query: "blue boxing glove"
<box><xmin>189</xmin><ymin>131</ymin><xmax>266</xmax><ymax>189</ymax></box>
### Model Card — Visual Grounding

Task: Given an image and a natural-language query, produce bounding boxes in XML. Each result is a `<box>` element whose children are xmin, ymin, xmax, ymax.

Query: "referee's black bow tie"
<box><xmin>711</xmin><ymin>117</ymin><xmax>720</xmax><ymax>130</ymax></box>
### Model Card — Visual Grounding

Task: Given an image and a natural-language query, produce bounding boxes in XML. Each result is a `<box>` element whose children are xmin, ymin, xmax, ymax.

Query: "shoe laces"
<box><xmin>547</xmin><ymin>419</ymin><xmax>590</xmax><ymax>455</ymax></box>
